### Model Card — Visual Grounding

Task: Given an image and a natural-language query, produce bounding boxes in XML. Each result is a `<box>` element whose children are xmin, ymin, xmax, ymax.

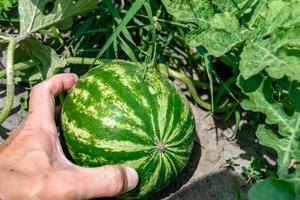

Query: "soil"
<box><xmin>0</xmin><ymin>82</ymin><xmax>264</xmax><ymax>200</ymax></box>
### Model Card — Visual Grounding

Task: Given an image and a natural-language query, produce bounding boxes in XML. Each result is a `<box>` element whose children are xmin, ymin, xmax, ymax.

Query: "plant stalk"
<box><xmin>0</xmin><ymin>38</ymin><xmax>17</xmax><ymax>124</ymax></box>
<box><xmin>65</xmin><ymin>57</ymin><xmax>109</xmax><ymax>65</ymax></box>
<box><xmin>158</xmin><ymin>64</ymin><xmax>234</xmax><ymax>112</ymax></box>
<box><xmin>0</xmin><ymin>60</ymin><xmax>39</xmax><ymax>79</ymax></box>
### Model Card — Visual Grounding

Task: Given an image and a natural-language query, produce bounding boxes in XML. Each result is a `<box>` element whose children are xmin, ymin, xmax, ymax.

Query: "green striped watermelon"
<box><xmin>61</xmin><ymin>60</ymin><xmax>195</xmax><ymax>199</ymax></box>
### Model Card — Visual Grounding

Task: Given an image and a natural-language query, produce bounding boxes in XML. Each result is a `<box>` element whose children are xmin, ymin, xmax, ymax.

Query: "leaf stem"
<box><xmin>0</xmin><ymin>60</ymin><xmax>40</xmax><ymax>79</ymax></box>
<box><xmin>65</xmin><ymin>57</ymin><xmax>110</xmax><ymax>65</ymax></box>
<box><xmin>0</xmin><ymin>38</ymin><xmax>17</xmax><ymax>124</ymax></box>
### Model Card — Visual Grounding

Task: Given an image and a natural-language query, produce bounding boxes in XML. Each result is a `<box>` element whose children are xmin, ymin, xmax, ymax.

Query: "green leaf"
<box><xmin>250</xmin><ymin>1</ymin><xmax>300</xmax><ymax>38</ymax></box>
<box><xmin>248</xmin><ymin>178</ymin><xmax>300</xmax><ymax>200</ymax></box>
<box><xmin>164</xmin><ymin>0</ymin><xmax>300</xmax><ymax>81</ymax></box>
<box><xmin>240</xmin><ymin>1</ymin><xmax>300</xmax><ymax>81</ymax></box>
<box><xmin>240</xmin><ymin>27</ymin><xmax>300</xmax><ymax>81</ymax></box>
<box><xmin>0</xmin><ymin>0</ymin><xmax>17</xmax><ymax>14</ymax></box>
<box><xmin>211</xmin><ymin>0</ymin><xmax>259</xmax><ymax>17</ymax></box>
<box><xmin>21</xmin><ymin>39</ymin><xmax>66</xmax><ymax>79</ymax></box>
<box><xmin>18</xmin><ymin>0</ymin><xmax>97</xmax><ymax>36</ymax></box>
<box><xmin>256</xmin><ymin>125</ymin><xmax>300</xmax><ymax>178</ymax></box>
<box><xmin>238</xmin><ymin>75</ymin><xmax>300</xmax><ymax>177</ymax></box>
<box><xmin>161</xmin><ymin>0</ymin><xmax>214</xmax><ymax>24</ymax></box>
<box><xmin>187</xmin><ymin>12</ymin><xmax>245</xmax><ymax>57</ymax></box>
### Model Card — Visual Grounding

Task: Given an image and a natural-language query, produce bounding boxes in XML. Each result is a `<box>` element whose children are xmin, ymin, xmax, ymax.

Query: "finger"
<box><xmin>70</xmin><ymin>165</ymin><xmax>139</xmax><ymax>199</ymax></box>
<box><xmin>27</xmin><ymin>73</ymin><xmax>78</xmax><ymax>130</ymax></box>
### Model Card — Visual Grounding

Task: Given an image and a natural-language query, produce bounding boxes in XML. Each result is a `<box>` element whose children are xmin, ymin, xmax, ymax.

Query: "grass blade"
<box><xmin>91</xmin><ymin>0</ymin><xmax>146</xmax><ymax>67</ymax></box>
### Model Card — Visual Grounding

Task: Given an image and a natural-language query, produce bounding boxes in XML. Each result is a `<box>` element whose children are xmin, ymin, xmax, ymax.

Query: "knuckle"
<box><xmin>30</xmin><ymin>81</ymin><xmax>53</xmax><ymax>95</ymax></box>
<box><xmin>106</xmin><ymin>166</ymin><xmax>125</xmax><ymax>194</ymax></box>
<box><xmin>30</xmin><ymin>83</ymin><xmax>44</xmax><ymax>94</ymax></box>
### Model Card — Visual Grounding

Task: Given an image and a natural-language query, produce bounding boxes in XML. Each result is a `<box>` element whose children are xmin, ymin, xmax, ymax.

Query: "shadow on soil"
<box><xmin>162</xmin><ymin>170</ymin><xmax>249</xmax><ymax>200</ymax></box>
<box><xmin>212</xmin><ymin>111</ymin><xmax>277</xmax><ymax>172</ymax></box>
<box><xmin>155</xmin><ymin>143</ymin><xmax>201</xmax><ymax>199</ymax></box>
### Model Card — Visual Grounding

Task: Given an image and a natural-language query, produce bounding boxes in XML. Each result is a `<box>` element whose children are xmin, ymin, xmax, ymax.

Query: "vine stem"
<box><xmin>0</xmin><ymin>60</ymin><xmax>39</xmax><ymax>79</ymax></box>
<box><xmin>0</xmin><ymin>38</ymin><xmax>17</xmax><ymax>124</ymax></box>
<box><xmin>157</xmin><ymin>64</ymin><xmax>234</xmax><ymax>113</ymax></box>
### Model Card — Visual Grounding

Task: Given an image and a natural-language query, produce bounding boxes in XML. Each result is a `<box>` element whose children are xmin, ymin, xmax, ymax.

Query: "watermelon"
<box><xmin>61</xmin><ymin>60</ymin><xmax>195</xmax><ymax>199</ymax></box>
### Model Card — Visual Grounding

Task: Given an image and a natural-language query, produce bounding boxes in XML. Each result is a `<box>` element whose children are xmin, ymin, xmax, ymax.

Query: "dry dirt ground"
<box><xmin>0</xmin><ymin>83</ymin><xmax>265</xmax><ymax>200</ymax></box>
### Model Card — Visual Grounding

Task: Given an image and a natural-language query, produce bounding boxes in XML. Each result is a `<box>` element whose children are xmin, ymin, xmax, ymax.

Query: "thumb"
<box><xmin>71</xmin><ymin>165</ymin><xmax>139</xmax><ymax>199</ymax></box>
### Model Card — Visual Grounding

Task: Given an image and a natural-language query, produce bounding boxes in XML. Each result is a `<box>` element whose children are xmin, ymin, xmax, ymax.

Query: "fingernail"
<box><xmin>71</xmin><ymin>73</ymin><xmax>79</xmax><ymax>82</ymax></box>
<box><xmin>124</xmin><ymin>167</ymin><xmax>139</xmax><ymax>192</ymax></box>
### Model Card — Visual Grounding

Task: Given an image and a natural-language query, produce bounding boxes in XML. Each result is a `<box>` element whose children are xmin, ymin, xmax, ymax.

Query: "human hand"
<box><xmin>0</xmin><ymin>74</ymin><xmax>138</xmax><ymax>200</ymax></box>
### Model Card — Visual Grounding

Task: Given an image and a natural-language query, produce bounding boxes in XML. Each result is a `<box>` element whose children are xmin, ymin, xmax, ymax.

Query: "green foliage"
<box><xmin>0</xmin><ymin>0</ymin><xmax>17</xmax><ymax>15</ymax></box>
<box><xmin>238</xmin><ymin>75</ymin><xmax>300</xmax><ymax>178</ymax></box>
<box><xmin>241</xmin><ymin>156</ymin><xmax>263</xmax><ymax>183</ymax></box>
<box><xmin>161</xmin><ymin>0</ymin><xmax>300</xmax><ymax>198</ymax></box>
<box><xmin>21</xmin><ymin>39</ymin><xmax>66</xmax><ymax>79</ymax></box>
<box><xmin>248</xmin><ymin>178</ymin><xmax>300</xmax><ymax>200</ymax></box>
<box><xmin>18</xmin><ymin>0</ymin><xmax>97</xmax><ymax>36</ymax></box>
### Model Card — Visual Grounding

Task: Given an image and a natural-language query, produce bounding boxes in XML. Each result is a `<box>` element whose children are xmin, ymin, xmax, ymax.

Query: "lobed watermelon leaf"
<box><xmin>240</xmin><ymin>0</ymin><xmax>300</xmax><ymax>81</ymax></box>
<box><xmin>163</xmin><ymin>0</ymin><xmax>300</xmax><ymax>82</ymax></box>
<box><xmin>161</xmin><ymin>0</ymin><xmax>213</xmax><ymax>24</ymax></box>
<box><xmin>18</xmin><ymin>0</ymin><xmax>98</xmax><ymax>37</ymax></box>
<box><xmin>186</xmin><ymin>12</ymin><xmax>245</xmax><ymax>57</ymax></box>
<box><xmin>211</xmin><ymin>0</ymin><xmax>259</xmax><ymax>17</ymax></box>
<box><xmin>238</xmin><ymin>75</ymin><xmax>300</xmax><ymax>178</ymax></box>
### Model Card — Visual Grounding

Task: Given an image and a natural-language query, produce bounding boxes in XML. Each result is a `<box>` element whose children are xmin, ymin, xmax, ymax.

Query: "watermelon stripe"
<box><xmin>61</xmin><ymin>111</ymin><xmax>91</xmax><ymax>143</ymax></box>
<box><xmin>164</xmin><ymin>103</ymin><xmax>190</xmax><ymax>143</ymax></box>
<box><xmin>165</xmin><ymin>124</ymin><xmax>195</xmax><ymax>148</ymax></box>
<box><xmin>61</xmin><ymin>61</ymin><xmax>195</xmax><ymax>199</ymax></box>
<box><xmin>140</xmin><ymin>155</ymin><xmax>162</xmax><ymax>195</ymax></box>
<box><xmin>161</xmin><ymin>155</ymin><xmax>174</xmax><ymax>184</ymax></box>
<box><xmin>139</xmin><ymin>84</ymin><xmax>161</xmax><ymax>142</ymax></box>
<box><xmin>164</xmin><ymin>152</ymin><xmax>179</xmax><ymax>175</ymax></box>
<box><xmin>165</xmin><ymin>151</ymin><xmax>186</xmax><ymax>168</ymax></box>
<box><xmin>82</xmin><ymin>75</ymin><xmax>145</xmax><ymax>126</ymax></box>
<box><xmin>162</xmin><ymin>94</ymin><xmax>179</xmax><ymax>143</ymax></box>
<box><xmin>162</xmin><ymin>95</ymin><xmax>176</xmax><ymax>143</ymax></box>
<box><xmin>94</xmin><ymin>70</ymin><xmax>156</xmax><ymax>137</ymax></box>
<box><xmin>122</xmin><ymin>156</ymin><xmax>151</xmax><ymax>170</ymax></box>
<box><xmin>65</xmin><ymin>135</ymin><xmax>151</xmax><ymax>166</ymax></box>
<box><xmin>94</xmin><ymin>139</ymin><xmax>153</xmax><ymax>152</ymax></box>
<box><xmin>63</xmin><ymin>91</ymin><xmax>154</xmax><ymax>146</ymax></box>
